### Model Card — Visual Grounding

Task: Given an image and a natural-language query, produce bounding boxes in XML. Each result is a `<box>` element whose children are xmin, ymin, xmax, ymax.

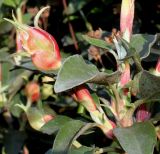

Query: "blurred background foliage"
<box><xmin>0</xmin><ymin>0</ymin><xmax>160</xmax><ymax>153</ymax></box>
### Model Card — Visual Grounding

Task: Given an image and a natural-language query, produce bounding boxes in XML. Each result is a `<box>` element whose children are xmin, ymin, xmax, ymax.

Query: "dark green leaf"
<box><xmin>4</xmin><ymin>130</ymin><xmax>27</xmax><ymax>154</ymax></box>
<box><xmin>54</xmin><ymin>55</ymin><xmax>99</xmax><ymax>93</ymax></box>
<box><xmin>45</xmin><ymin>149</ymin><xmax>53</xmax><ymax>154</ymax></box>
<box><xmin>40</xmin><ymin>115</ymin><xmax>73</xmax><ymax>135</ymax></box>
<box><xmin>10</xmin><ymin>94</ymin><xmax>23</xmax><ymax>118</ymax></box>
<box><xmin>52</xmin><ymin>120</ymin><xmax>85</xmax><ymax>154</ymax></box>
<box><xmin>132</xmin><ymin>70</ymin><xmax>160</xmax><ymax>99</ymax></box>
<box><xmin>130</xmin><ymin>34</ymin><xmax>157</xmax><ymax>59</ymax></box>
<box><xmin>82</xmin><ymin>35</ymin><xmax>113</xmax><ymax>50</ymax></box>
<box><xmin>69</xmin><ymin>146</ymin><xmax>94</xmax><ymax>154</ymax></box>
<box><xmin>64</xmin><ymin>0</ymin><xmax>91</xmax><ymax>15</ymax></box>
<box><xmin>113</xmin><ymin>122</ymin><xmax>157</xmax><ymax>154</ymax></box>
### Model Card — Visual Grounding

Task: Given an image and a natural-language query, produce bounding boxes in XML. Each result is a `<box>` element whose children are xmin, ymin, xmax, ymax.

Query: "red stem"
<box><xmin>62</xmin><ymin>0</ymin><xmax>79</xmax><ymax>51</ymax></box>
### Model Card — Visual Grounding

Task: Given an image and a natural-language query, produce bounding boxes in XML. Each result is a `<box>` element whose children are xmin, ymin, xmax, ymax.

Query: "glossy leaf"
<box><xmin>52</xmin><ymin>120</ymin><xmax>85</xmax><ymax>154</ymax></box>
<box><xmin>54</xmin><ymin>55</ymin><xmax>99</xmax><ymax>93</ymax></box>
<box><xmin>113</xmin><ymin>122</ymin><xmax>157</xmax><ymax>154</ymax></box>
<box><xmin>40</xmin><ymin>115</ymin><xmax>73</xmax><ymax>135</ymax></box>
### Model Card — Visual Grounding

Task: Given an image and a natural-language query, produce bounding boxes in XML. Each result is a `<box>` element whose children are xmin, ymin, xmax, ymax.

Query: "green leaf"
<box><xmin>132</xmin><ymin>70</ymin><xmax>160</xmax><ymax>99</ymax></box>
<box><xmin>17</xmin><ymin>105</ymin><xmax>45</xmax><ymax>130</ymax></box>
<box><xmin>3</xmin><ymin>0</ymin><xmax>16</xmax><ymax>7</ymax></box>
<box><xmin>113</xmin><ymin>122</ymin><xmax>157</xmax><ymax>154</ymax></box>
<box><xmin>4</xmin><ymin>130</ymin><xmax>27</xmax><ymax>154</ymax></box>
<box><xmin>130</xmin><ymin>34</ymin><xmax>157</xmax><ymax>59</ymax></box>
<box><xmin>23</xmin><ymin>13</ymin><xmax>32</xmax><ymax>24</ymax></box>
<box><xmin>69</xmin><ymin>146</ymin><xmax>94</xmax><ymax>154</ymax></box>
<box><xmin>10</xmin><ymin>94</ymin><xmax>23</xmax><ymax>118</ymax></box>
<box><xmin>82</xmin><ymin>35</ymin><xmax>113</xmax><ymax>50</ymax></box>
<box><xmin>54</xmin><ymin>55</ymin><xmax>99</xmax><ymax>93</ymax></box>
<box><xmin>64</xmin><ymin>0</ymin><xmax>91</xmax><ymax>15</ymax></box>
<box><xmin>40</xmin><ymin>115</ymin><xmax>73</xmax><ymax>135</ymax></box>
<box><xmin>52</xmin><ymin>120</ymin><xmax>85</xmax><ymax>154</ymax></box>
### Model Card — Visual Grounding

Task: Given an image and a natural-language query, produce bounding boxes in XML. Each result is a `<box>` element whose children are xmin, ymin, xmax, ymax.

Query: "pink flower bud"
<box><xmin>25</xmin><ymin>82</ymin><xmax>40</xmax><ymax>102</ymax></box>
<box><xmin>43</xmin><ymin>114</ymin><xmax>54</xmax><ymax>123</ymax></box>
<box><xmin>155</xmin><ymin>58</ymin><xmax>160</xmax><ymax>73</ymax></box>
<box><xmin>136</xmin><ymin>104</ymin><xmax>151</xmax><ymax>122</ymax></box>
<box><xmin>16</xmin><ymin>34</ymin><xmax>23</xmax><ymax>53</ymax></box>
<box><xmin>120</xmin><ymin>0</ymin><xmax>135</xmax><ymax>42</ymax></box>
<box><xmin>72</xmin><ymin>85</ymin><xmax>97</xmax><ymax>112</ymax></box>
<box><xmin>120</xmin><ymin>62</ymin><xmax>130</xmax><ymax>87</ymax></box>
<box><xmin>5</xmin><ymin>19</ymin><xmax>61</xmax><ymax>71</ymax></box>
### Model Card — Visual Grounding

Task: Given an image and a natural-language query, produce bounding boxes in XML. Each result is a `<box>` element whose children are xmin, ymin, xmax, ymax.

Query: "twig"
<box><xmin>62</xmin><ymin>0</ymin><xmax>79</xmax><ymax>51</ymax></box>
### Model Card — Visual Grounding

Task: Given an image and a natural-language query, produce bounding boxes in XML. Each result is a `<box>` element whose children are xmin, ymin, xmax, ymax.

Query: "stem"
<box><xmin>77</xmin><ymin>104</ymin><xmax>85</xmax><ymax>114</ymax></box>
<box><xmin>62</xmin><ymin>0</ymin><xmax>79</xmax><ymax>51</ymax></box>
<box><xmin>110</xmin><ymin>85</ymin><xmax>121</xmax><ymax>120</ymax></box>
<box><xmin>79</xmin><ymin>10</ymin><xmax>93</xmax><ymax>31</ymax></box>
<box><xmin>16</xmin><ymin>7</ymin><xmax>23</xmax><ymax>23</ymax></box>
<box><xmin>132</xmin><ymin>52</ymin><xmax>143</xmax><ymax>72</ymax></box>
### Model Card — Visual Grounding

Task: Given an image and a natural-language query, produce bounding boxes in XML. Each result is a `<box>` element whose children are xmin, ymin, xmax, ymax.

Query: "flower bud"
<box><xmin>120</xmin><ymin>0</ymin><xmax>135</xmax><ymax>42</ymax></box>
<box><xmin>72</xmin><ymin>85</ymin><xmax>97</xmax><ymax>112</ymax></box>
<box><xmin>4</xmin><ymin>19</ymin><xmax>61</xmax><ymax>71</ymax></box>
<box><xmin>136</xmin><ymin>104</ymin><xmax>151</xmax><ymax>122</ymax></box>
<box><xmin>25</xmin><ymin>82</ymin><xmax>40</xmax><ymax>102</ymax></box>
<box><xmin>120</xmin><ymin>62</ymin><xmax>130</xmax><ymax>87</ymax></box>
<box><xmin>155</xmin><ymin>58</ymin><xmax>160</xmax><ymax>75</ymax></box>
<box><xmin>43</xmin><ymin>114</ymin><xmax>54</xmax><ymax>123</ymax></box>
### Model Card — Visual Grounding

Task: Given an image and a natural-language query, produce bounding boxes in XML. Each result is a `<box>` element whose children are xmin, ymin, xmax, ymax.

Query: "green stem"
<box><xmin>79</xmin><ymin>10</ymin><xmax>93</xmax><ymax>31</ymax></box>
<box><xmin>132</xmin><ymin>53</ymin><xmax>143</xmax><ymax>72</ymax></box>
<box><xmin>77</xmin><ymin>104</ymin><xmax>85</xmax><ymax>114</ymax></box>
<box><xmin>16</xmin><ymin>7</ymin><xmax>23</xmax><ymax>23</ymax></box>
<box><xmin>110</xmin><ymin>85</ymin><xmax>121</xmax><ymax>120</ymax></box>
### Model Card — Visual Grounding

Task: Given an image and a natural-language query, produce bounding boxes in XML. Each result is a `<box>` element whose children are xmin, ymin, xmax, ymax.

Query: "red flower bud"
<box><xmin>155</xmin><ymin>58</ymin><xmax>160</xmax><ymax>74</ymax></box>
<box><xmin>73</xmin><ymin>85</ymin><xmax>97</xmax><ymax>112</ymax></box>
<box><xmin>25</xmin><ymin>82</ymin><xmax>40</xmax><ymax>102</ymax></box>
<box><xmin>4</xmin><ymin>19</ymin><xmax>61</xmax><ymax>71</ymax></box>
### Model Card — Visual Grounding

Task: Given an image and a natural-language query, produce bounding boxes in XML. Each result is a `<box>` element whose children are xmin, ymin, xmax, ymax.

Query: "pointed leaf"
<box><xmin>130</xmin><ymin>34</ymin><xmax>157</xmax><ymax>59</ymax></box>
<box><xmin>52</xmin><ymin>120</ymin><xmax>85</xmax><ymax>154</ymax></box>
<box><xmin>113</xmin><ymin>122</ymin><xmax>157</xmax><ymax>154</ymax></box>
<box><xmin>54</xmin><ymin>55</ymin><xmax>99</xmax><ymax>93</ymax></box>
<box><xmin>40</xmin><ymin>115</ymin><xmax>73</xmax><ymax>135</ymax></box>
